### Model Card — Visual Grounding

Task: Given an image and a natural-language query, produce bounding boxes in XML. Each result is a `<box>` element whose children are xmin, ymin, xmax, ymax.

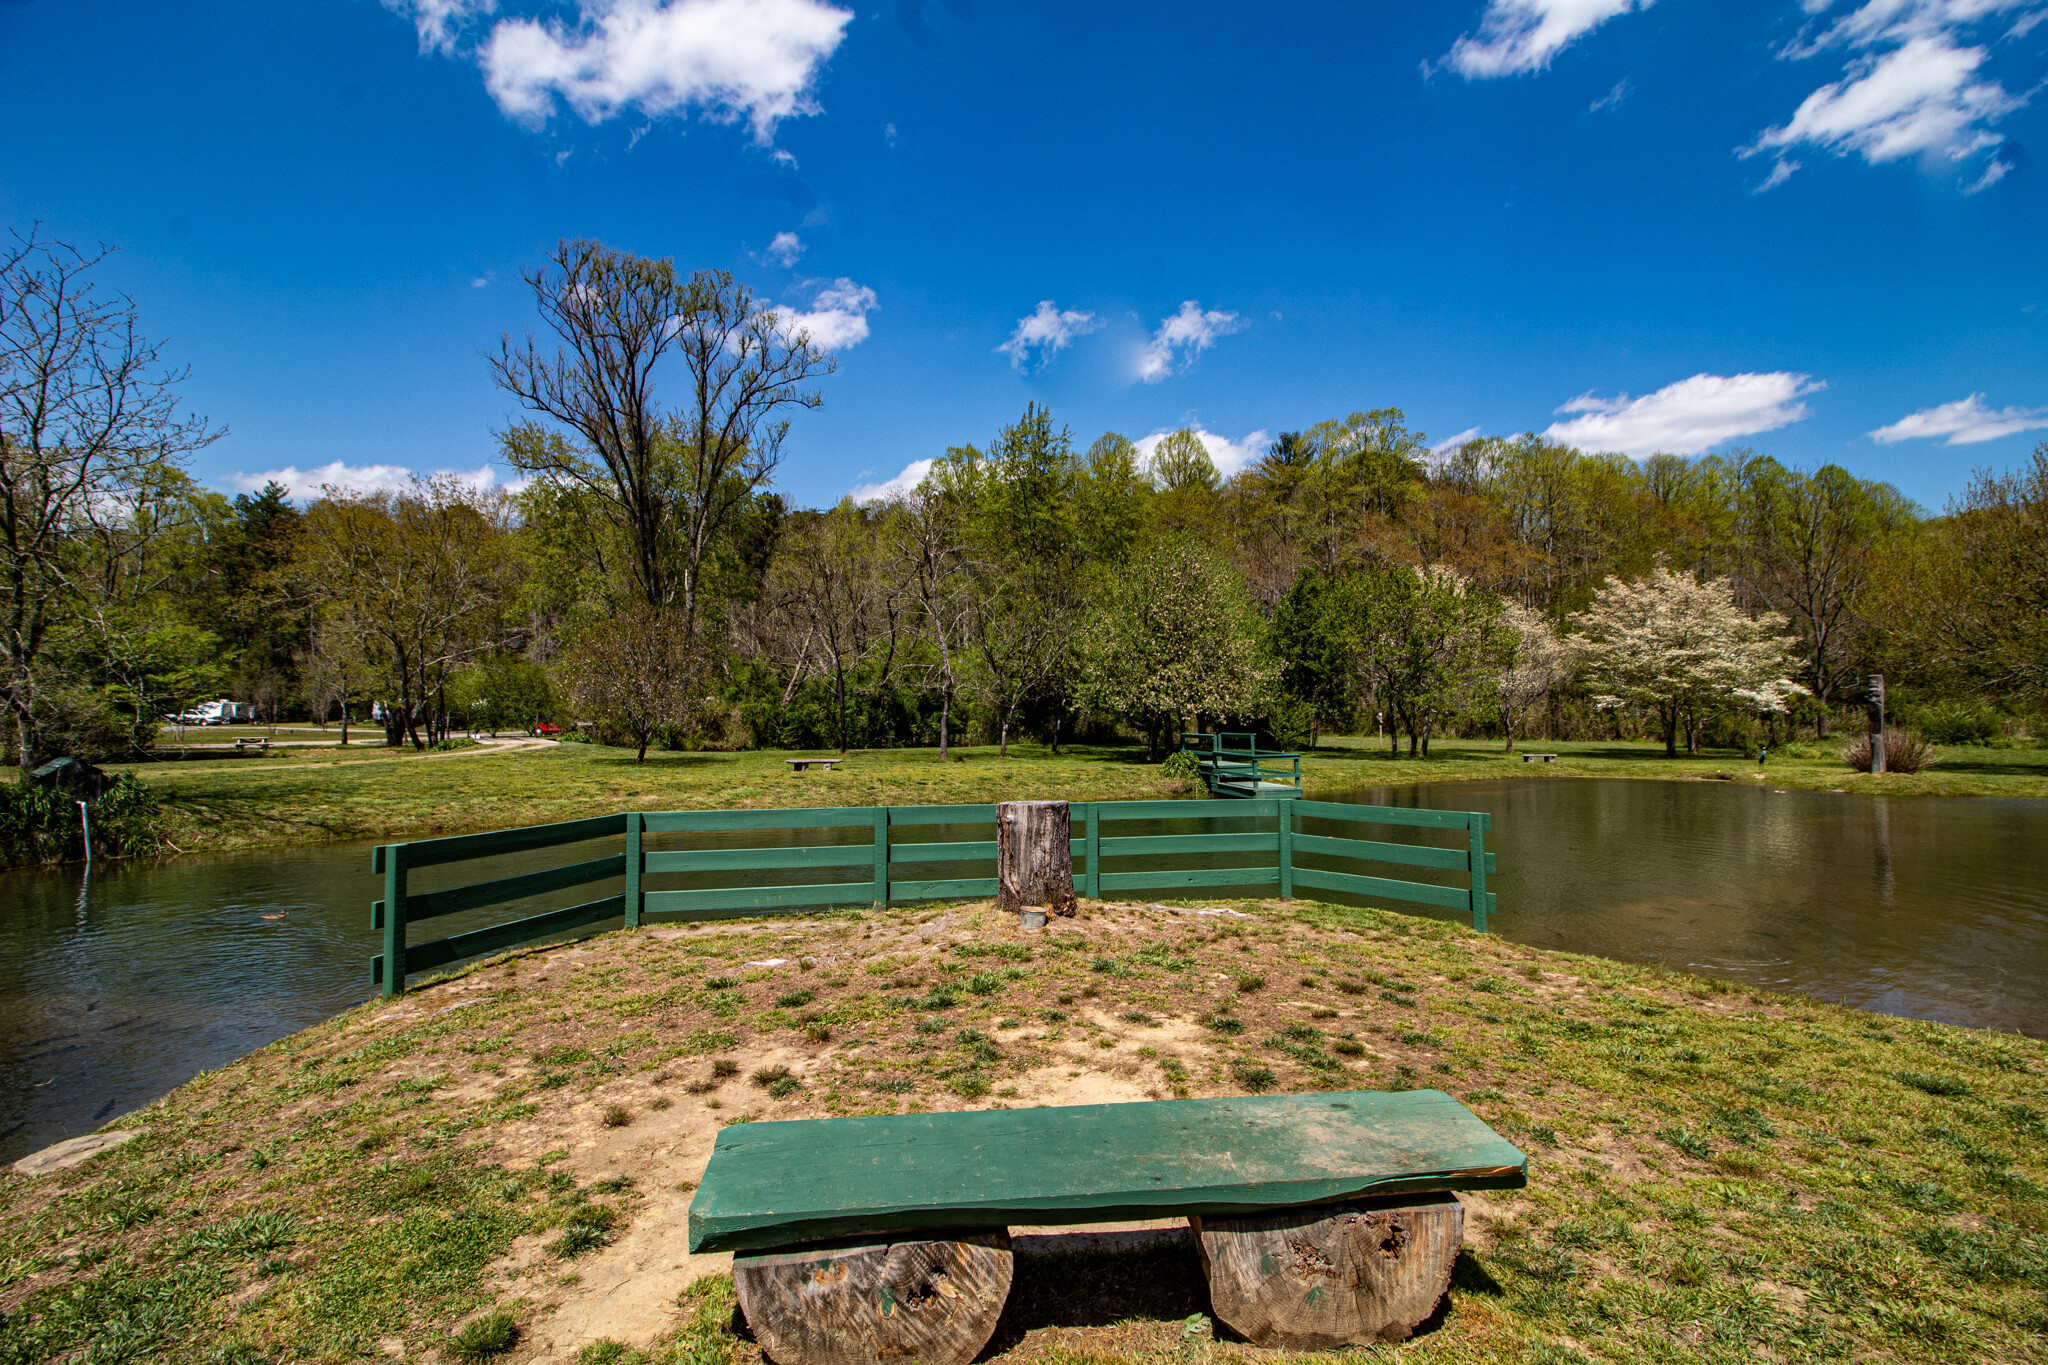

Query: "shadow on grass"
<box><xmin>982</xmin><ymin>1243</ymin><xmax>1213</xmax><ymax>1355</ymax></box>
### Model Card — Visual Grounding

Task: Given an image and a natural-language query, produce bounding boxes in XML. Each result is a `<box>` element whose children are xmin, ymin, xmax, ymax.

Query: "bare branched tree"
<box><xmin>492</xmin><ymin>240</ymin><xmax>831</xmax><ymax>632</ymax></box>
<box><xmin>0</xmin><ymin>228</ymin><xmax>221</xmax><ymax>769</ymax></box>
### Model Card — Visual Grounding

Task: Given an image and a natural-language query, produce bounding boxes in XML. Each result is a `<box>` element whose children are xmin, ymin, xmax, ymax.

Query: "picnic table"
<box><xmin>234</xmin><ymin>737</ymin><xmax>269</xmax><ymax>754</ymax></box>
<box><xmin>691</xmin><ymin>1088</ymin><xmax>1526</xmax><ymax>1359</ymax></box>
<box><xmin>784</xmin><ymin>756</ymin><xmax>843</xmax><ymax>772</ymax></box>
<box><xmin>1520</xmin><ymin>752</ymin><xmax>1557</xmax><ymax>763</ymax></box>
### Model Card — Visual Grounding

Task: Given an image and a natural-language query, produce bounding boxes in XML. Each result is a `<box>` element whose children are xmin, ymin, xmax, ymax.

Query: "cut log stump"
<box><xmin>732</xmin><ymin>1228</ymin><xmax>1013</xmax><ymax>1365</ymax></box>
<box><xmin>1192</xmin><ymin>1192</ymin><xmax>1463</xmax><ymax>1348</ymax></box>
<box><xmin>997</xmin><ymin>800</ymin><xmax>1074</xmax><ymax>917</ymax></box>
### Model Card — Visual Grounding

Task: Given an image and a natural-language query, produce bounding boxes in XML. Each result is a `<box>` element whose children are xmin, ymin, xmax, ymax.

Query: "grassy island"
<box><xmin>4</xmin><ymin>896</ymin><xmax>2043</xmax><ymax>1364</ymax></box>
<box><xmin>108</xmin><ymin>735</ymin><xmax>2048</xmax><ymax>860</ymax></box>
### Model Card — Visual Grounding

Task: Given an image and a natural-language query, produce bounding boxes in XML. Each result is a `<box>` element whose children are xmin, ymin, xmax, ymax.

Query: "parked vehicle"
<box><xmin>172</xmin><ymin>699</ymin><xmax>255</xmax><ymax>726</ymax></box>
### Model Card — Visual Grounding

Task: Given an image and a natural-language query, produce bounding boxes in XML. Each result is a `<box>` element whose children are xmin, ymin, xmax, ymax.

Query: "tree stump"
<box><xmin>731</xmin><ymin>1228</ymin><xmax>1013</xmax><ymax>1365</ymax></box>
<box><xmin>1192</xmin><ymin>1193</ymin><xmax>1463</xmax><ymax>1348</ymax></box>
<box><xmin>997</xmin><ymin>800</ymin><xmax>1075</xmax><ymax>917</ymax></box>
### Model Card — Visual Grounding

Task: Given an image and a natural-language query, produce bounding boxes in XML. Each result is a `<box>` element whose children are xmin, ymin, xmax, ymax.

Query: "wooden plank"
<box><xmin>624</xmin><ymin>812</ymin><xmax>643</xmax><ymax>929</ymax></box>
<box><xmin>642</xmin><ymin>807</ymin><xmax>879</xmax><ymax>833</ymax></box>
<box><xmin>889</xmin><ymin>876</ymin><xmax>1000</xmax><ymax>902</ymax></box>
<box><xmin>1292</xmin><ymin>800</ymin><xmax>1478</xmax><ymax>832</ymax></box>
<box><xmin>1293</xmin><ymin>833</ymin><xmax>1473</xmax><ymax>873</ymax></box>
<box><xmin>380</xmin><ymin>843</ymin><xmax>406</xmax><ymax>998</ymax></box>
<box><xmin>1468</xmin><ymin>815</ymin><xmax>1489</xmax><ymax>934</ymax></box>
<box><xmin>872</xmin><ymin>808</ymin><xmax>889</xmax><ymax>905</ymax></box>
<box><xmin>688</xmin><ymin>1089</ymin><xmax>1526</xmax><ymax>1254</ymax></box>
<box><xmin>1098</xmin><ymin>831</ymin><xmax>1277</xmax><ymax>857</ymax></box>
<box><xmin>1290</xmin><ymin>865</ymin><xmax>1470</xmax><ymax>912</ymax></box>
<box><xmin>887</xmin><ymin>840</ymin><xmax>997</xmax><ymax>863</ymax></box>
<box><xmin>1276</xmin><ymin>799</ymin><xmax>1293</xmax><ymax>899</ymax></box>
<box><xmin>885</xmin><ymin>804</ymin><xmax>1000</xmax><ymax>826</ymax></box>
<box><xmin>1098</xmin><ymin>866</ymin><xmax>1280</xmax><ymax>892</ymax></box>
<box><xmin>401</xmin><ymin>894</ymin><xmax>624</xmax><ymax>975</ymax></box>
<box><xmin>1082</xmin><ymin>802</ymin><xmax>1100</xmax><ymax>899</ymax></box>
<box><xmin>644</xmin><ymin>846</ymin><xmax>872</xmax><ymax>873</ymax></box>
<box><xmin>399</xmin><ymin>813</ymin><xmax>625</xmax><ymax>869</ymax></box>
<box><xmin>642</xmin><ymin>882</ymin><xmax>878</xmax><ymax>916</ymax></box>
<box><xmin>1093</xmin><ymin>799</ymin><xmax>1227</xmax><ymax>822</ymax></box>
<box><xmin>402</xmin><ymin>854</ymin><xmax>625</xmax><ymax>924</ymax></box>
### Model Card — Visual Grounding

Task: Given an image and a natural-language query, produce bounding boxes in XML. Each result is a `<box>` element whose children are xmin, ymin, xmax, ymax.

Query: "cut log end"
<box><xmin>733</xmin><ymin>1228</ymin><xmax>1013</xmax><ymax>1365</ymax></box>
<box><xmin>1194</xmin><ymin>1193</ymin><xmax>1463</xmax><ymax>1348</ymax></box>
<box><xmin>997</xmin><ymin>800</ymin><xmax>1075</xmax><ymax>917</ymax></box>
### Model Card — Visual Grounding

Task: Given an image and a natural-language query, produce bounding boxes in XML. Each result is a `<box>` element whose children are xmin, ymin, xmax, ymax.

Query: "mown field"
<box><xmin>3</xmin><ymin>896</ymin><xmax>2041</xmax><ymax>1364</ymax></box>
<box><xmin>104</xmin><ymin>737</ymin><xmax>2048</xmax><ymax>858</ymax></box>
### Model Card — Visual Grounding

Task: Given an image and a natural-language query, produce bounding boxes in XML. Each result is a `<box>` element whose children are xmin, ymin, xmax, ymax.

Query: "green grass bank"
<box><xmin>3</xmin><ymin>896</ymin><xmax>2042</xmax><ymax>1364</ymax></box>
<box><xmin>95</xmin><ymin>736</ymin><xmax>2048</xmax><ymax>860</ymax></box>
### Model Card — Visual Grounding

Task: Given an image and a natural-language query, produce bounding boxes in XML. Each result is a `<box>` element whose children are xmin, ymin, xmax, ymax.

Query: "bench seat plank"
<box><xmin>688</xmin><ymin>1089</ymin><xmax>1525</xmax><ymax>1254</ymax></box>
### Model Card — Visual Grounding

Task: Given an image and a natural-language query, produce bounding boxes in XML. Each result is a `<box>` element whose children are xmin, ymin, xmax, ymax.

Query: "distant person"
<box><xmin>1758</xmin><ymin>744</ymin><xmax>1768</xmax><ymax>766</ymax></box>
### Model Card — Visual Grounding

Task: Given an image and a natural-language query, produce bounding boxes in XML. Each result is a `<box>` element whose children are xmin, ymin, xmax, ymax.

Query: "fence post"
<box><xmin>874</xmin><ymin>808</ymin><xmax>890</xmax><ymax>905</ymax></box>
<box><xmin>1467</xmin><ymin>814</ymin><xmax>1489</xmax><ymax>934</ymax></box>
<box><xmin>381</xmin><ymin>841</ymin><xmax>409</xmax><ymax>998</ymax></box>
<box><xmin>624</xmin><ymin>811</ymin><xmax>643</xmax><ymax>928</ymax></box>
<box><xmin>1083</xmin><ymin>802</ymin><xmax>1100</xmax><ymax>900</ymax></box>
<box><xmin>1277</xmin><ymin>799</ymin><xmax>1293</xmax><ymax>900</ymax></box>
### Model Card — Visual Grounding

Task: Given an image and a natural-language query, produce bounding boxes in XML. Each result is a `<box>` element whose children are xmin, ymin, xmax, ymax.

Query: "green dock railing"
<box><xmin>372</xmin><ymin>798</ymin><xmax>1496</xmax><ymax>996</ymax></box>
<box><xmin>1178</xmin><ymin>731</ymin><xmax>1304</xmax><ymax>798</ymax></box>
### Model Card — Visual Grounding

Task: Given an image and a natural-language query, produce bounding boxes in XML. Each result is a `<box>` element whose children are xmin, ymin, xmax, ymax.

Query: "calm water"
<box><xmin>3</xmin><ymin>778</ymin><xmax>2043</xmax><ymax>1164</ymax></box>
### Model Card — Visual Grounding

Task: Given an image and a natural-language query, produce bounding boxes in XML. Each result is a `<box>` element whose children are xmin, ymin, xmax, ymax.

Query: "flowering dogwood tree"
<box><xmin>1570</xmin><ymin>569</ymin><xmax>1804</xmax><ymax>756</ymax></box>
<box><xmin>1493</xmin><ymin>603</ymin><xmax>1570</xmax><ymax>753</ymax></box>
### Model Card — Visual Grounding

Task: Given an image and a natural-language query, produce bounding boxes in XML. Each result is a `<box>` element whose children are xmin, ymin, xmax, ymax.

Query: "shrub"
<box><xmin>1842</xmin><ymin>729</ymin><xmax>1936</xmax><ymax>774</ymax></box>
<box><xmin>1229</xmin><ymin>1060</ymin><xmax>1276</xmax><ymax>1092</ymax></box>
<box><xmin>448</xmin><ymin>1311</ymin><xmax>520</xmax><ymax>1361</ymax></box>
<box><xmin>1917</xmin><ymin>699</ymin><xmax>2001</xmax><ymax>745</ymax></box>
<box><xmin>601</xmin><ymin>1104</ymin><xmax>630</xmax><ymax>1128</ymax></box>
<box><xmin>0</xmin><ymin>771</ymin><xmax>167</xmax><ymax>868</ymax></box>
<box><xmin>1159</xmin><ymin>749</ymin><xmax>1200</xmax><ymax>779</ymax></box>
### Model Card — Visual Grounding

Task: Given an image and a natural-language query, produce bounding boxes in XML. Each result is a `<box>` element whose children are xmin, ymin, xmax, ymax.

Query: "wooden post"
<box><xmin>1193</xmin><ymin>1192</ymin><xmax>1463</xmax><ymax>1348</ymax></box>
<box><xmin>1468</xmin><ymin>814</ymin><xmax>1489</xmax><ymax>934</ymax></box>
<box><xmin>732</xmin><ymin>1229</ymin><xmax>1012</xmax><ymax>1365</ymax></box>
<box><xmin>1082</xmin><ymin>801</ymin><xmax>1100</xmax><ymax>900</ymax></box>
<box><xmin>997</xmin><ymin>800</ymin><xmax>1074</xmax><ymax>917</ymax></box>
<box><xmin>380</xmin><ymin>842</ymin><xmax>408</xmax><ymax>999</ymax></box>
<box><xmin>873</xmin><ymin>808</ymin><xmax>891</xmax><ymax>906</ymax></box>
<box><xmin>1867</xmin><ymin>673</ymin><xmax>1886</xmax><ymax>775</ymax></box>
<box><xmin>624</xmin><ymin>811</ymin><xmax>643</xmax><ymax>928</ymax></box>
<box><xmin>1276</xmin><ymin>798</ymin><xmax>1293</xmax><ymax>900</ymax></box>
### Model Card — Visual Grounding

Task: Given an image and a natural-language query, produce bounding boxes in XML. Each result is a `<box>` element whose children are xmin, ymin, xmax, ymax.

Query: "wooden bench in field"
<box><xmin>234</xmin><ymin>737</ymin><xmax>268</xmax><ymax>754</ymax></box>
<box><xmin>1520</xmin><ymin>752</ymin><xmax>1557</xmax><ymax>763</ymax></box>
<box><xmin>784</xmin><ymin>757</ymin><xmax>843</xmax><ymax>772</ymax></box>
<box><xmin>690</xmin><ymin>1088</ymin><xmax>1526</xmax><ymax>1360</ymax></box>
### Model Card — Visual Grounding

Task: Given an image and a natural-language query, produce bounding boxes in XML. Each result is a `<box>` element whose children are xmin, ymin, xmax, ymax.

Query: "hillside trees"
<box><xmin>1343</xmin><ymin>566</ymin><xmax>1510</xmax><ymax>758</ymax></box>
<box><xmin>0</xmin><ymin>229</ymin><xmax>220</xmax><ymax>768</ymax></box>
<box><xmin>297</xmin><ymin>477</ymin><xmax>519</xmax><ymax>750</ymax></box>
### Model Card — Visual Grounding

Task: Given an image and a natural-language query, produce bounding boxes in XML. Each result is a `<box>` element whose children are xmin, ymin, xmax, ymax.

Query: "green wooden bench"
<box><xmin>690</xmin><ymin>1089</ymin><xmax>1526</xmax><ymax>1360</ymax></box>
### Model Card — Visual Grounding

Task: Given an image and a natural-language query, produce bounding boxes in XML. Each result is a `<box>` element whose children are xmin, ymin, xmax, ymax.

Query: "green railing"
<box><xmin>371</xmin><ymin>799</ymin><xmax>1496</xmax><ymax>996</ymax></box>
<box><xmin>1179</xmin><ymin>731</ymin><xmax>1304</xmax><ymax>796</ymax></box>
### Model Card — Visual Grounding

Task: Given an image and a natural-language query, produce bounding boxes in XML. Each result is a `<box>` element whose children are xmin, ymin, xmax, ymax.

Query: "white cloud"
<box><xmin>996</xmin><ymin>300</ymin><xmax>1101</xmax><ymax>373</ymax></box>
<box><xmin>449</xmin><ymin>0</ymin><xmax>851</xmax><ymax>142</ymax></box>
<box><xmin>850</xmin><ymin>458</ymin><xmax>933</xmax><ymax>504</ymax></box>
<box><xmin>775</xmin><ymin>277</ymin><xmax>876</xmax><ymax>351</ymax></box>
<box><xmin>1542</xmin><ymin>372</ymin><xmax>1822</xmax><ymax>456</ymax></box>
<box><xmin>1749</xmin><ymin>2</ymin><xmax>2037</xmax><ymax>187</ymax></box>
<box><xmin>1589</xmin><ymin>77</ymin><xmax>1632</xmax><ymax>111</ymax></box>
<box><xmin>1431</xmin><ymin>426</ymin><xmax>1484</xmax><ymax>458</ymax></box>
<box><xmin>386</xmin><ymin>0</ymin><xmax>497</xmax><ymax>55</ymax></box>
<box><xmin>1440</xmin><ymin>0</ymin><xmax>1652</xmax><ymax>79</ymax></box>
<box><xmin>1132</xmin><ymin>428</ymin><xmax>1271</xmax><ymax>481</ymax></box>
<box><xmin>1137</xmin><ymin>301</ymin><xmax>1247</xmax><ymax>384</ymax></box>
<box><xmin>230</xmin><ymin>462</ymin><xmax>526</xmax><ymax>503</ymax></box>
<box><xmin>1868</xmin><ymin>392</ymin><xmax>2048</xmax><ymax>444</ymax></box>
<box><xmin>760</xmin><ymin>231</ymin><xmax>804</xmax><ymax>266</ymax></box>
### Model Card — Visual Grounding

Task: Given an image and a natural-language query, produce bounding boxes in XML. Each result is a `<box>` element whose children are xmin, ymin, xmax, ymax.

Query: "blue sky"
<box><xmin>4</xmin><ymin>0</ymin><xmax>2045</xmax><ymax>512</ymax></box>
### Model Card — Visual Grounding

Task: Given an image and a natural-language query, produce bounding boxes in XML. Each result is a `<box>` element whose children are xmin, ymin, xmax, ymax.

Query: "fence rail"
<box><xmin>371</xmin><ymin>797</ymin><xmax>1495</xmax><ymax>997</ymax></box>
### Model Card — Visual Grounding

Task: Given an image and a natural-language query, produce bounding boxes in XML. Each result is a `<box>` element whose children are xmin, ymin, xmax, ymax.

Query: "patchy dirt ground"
<box><xmin>4</xmin><ymin>896</ymin><xmax>2045</xmax><ymax>1365</ymax></box>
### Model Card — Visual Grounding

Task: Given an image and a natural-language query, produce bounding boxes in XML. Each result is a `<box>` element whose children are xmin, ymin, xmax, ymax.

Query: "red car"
<box><xmin>534</xmin><ymin>723</ymin><xmax>563</xmax><ymax>736</ymax></box>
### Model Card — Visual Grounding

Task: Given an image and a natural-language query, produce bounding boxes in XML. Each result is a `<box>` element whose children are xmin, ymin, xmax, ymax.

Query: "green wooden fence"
<box><xmin>372</xmin><ymin>798</ymin><xmax>1495</xmax><ymax>997</ymax></box>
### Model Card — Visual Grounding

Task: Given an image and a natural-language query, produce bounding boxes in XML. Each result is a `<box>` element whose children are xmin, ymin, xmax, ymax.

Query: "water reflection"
<box><xmin>1312</xmin><ymin>777</ymin><xmax>2047</xmax><ymax>1040</ymax></box>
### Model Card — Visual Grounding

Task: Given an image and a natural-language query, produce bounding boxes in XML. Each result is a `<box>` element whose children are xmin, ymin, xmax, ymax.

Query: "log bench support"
<box><xmin>1193</xmin><ymin>1192</ymin><xmax>1464</xmax><ymax>1347</ymax></box>
<box><xmin>732</xmin><ymin>1229</ymin><xmax>1013</xmax><ymax>1365</ymax></box>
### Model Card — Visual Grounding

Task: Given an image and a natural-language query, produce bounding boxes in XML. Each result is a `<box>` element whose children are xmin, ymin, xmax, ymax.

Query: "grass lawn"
<box><xmin>3</xmin><ymin>896</ymin><xmax>2041</xmax><ymax>1364</ymax></box>
<box><xmin>107</xmin><ymin>735</ymin><xmax>2048</xmax><ymax>859</ymax></box>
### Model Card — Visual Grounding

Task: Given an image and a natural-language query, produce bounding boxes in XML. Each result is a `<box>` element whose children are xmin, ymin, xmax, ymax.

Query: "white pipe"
<box><xmin>77</xmin><ymin>799</ymin><xmax>92</xmax><ymax>862</ymax></box>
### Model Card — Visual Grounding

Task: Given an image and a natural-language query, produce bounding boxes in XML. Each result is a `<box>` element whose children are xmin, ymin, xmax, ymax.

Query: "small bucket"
<box><xmin>1018</xmin><ymin>907</ymin><xmax>1049</xmax><ymax>930</ymax></box>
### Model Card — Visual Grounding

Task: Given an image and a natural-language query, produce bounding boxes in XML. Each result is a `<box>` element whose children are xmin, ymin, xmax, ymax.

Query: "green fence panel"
<box><xmin>643</xmin><ymin>883</ymin><xmax>878</xmax><ymax>917</ymax></box>
<box><xmin>642</xmin><ymin>807</ymin><xmax>880</xmax><ymax>833</ymax></box>
<box><xmin>643</xmin><ymin>846</ymin><xmax>872</xmax><ymax>873</ymax></box>
<box><xmin>1098</xmin><ymin>867</ymin><xmax>1282</xmax><ymax>892</ymax></box>
<box><xmin>399</xmin><ymin>813</ymin><xmax>626</xmax><ymax>870</ymax></box>
<box><xmin>1098</xmin><ymin>831</ymin><xmax>1277</xmax><ymax>858</ymax></box>
<box><xmin>404</xmin><ymin>853</ymin><xmax>625</xmax><ymax>924</ymax></box>
<box><xmin>1290</xmin><ymin>865</ymin><xmax>1473</xmax><ymax>911</ymax></box>
<box><xmin>890</xmin><ymin>876</ymin><xmax>1001</xmax><ymax>902</ymax></box>
<box><xmin>1292</xmin><ymin>799</ymin><xmax>1479</xmax><ymax>831</ymax></box>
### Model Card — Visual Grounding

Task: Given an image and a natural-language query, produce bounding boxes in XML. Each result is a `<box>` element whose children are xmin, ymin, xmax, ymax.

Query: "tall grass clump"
<box><xmin>1843</xmin><ymin>728</ymin><xmax>1936</xmax><ymax>774</ymax></box>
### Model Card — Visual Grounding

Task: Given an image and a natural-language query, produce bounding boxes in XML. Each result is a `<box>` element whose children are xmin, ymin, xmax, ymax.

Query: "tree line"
<box><xmin>6</xmin><ymin>230</ymin><xmax>2044</xmax><ymax>772</ymax></box>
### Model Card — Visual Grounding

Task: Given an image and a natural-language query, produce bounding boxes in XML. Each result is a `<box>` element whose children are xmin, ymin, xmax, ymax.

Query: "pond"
<box><xmin>3</xmin><ymin>776</ymin><xmax>2043</xmax><ymax>1165</ymax></box>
